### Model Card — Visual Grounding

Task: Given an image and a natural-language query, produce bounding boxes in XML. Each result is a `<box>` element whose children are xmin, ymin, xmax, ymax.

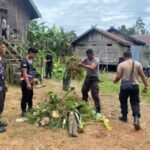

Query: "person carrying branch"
<box><xmin>20</xmin><ymin>47</ymin><xmax>38</xmax><ymax>117</ymax></box>
<box><xmin>0</xmin><ymin>41</ymin><xmax>8</xmax><ymax>133</ymax></box>
<box><xmin>78</xmin><ymin>49</ymin><xmax>101</xmax><ymax>115</ymax></box>
<box><xmin>113</xmin><ymin>51</ymin><xmax>148</xmax><ymax>130</ymax></box>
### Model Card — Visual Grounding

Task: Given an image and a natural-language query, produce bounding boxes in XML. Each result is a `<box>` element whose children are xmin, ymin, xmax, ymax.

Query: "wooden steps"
<box><xmin>0</xmin><ymin>37</ymin><xmax>24</xmax><ymax>84</ymax></box>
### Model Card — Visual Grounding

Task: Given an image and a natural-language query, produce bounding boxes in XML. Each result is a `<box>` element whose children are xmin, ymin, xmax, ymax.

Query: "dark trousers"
<box><xmin>46</xmin><ymin>65</ymin><xmax>52</xmax><ymax>78</ymax></box>
<box><xmin>82</xmin><ymin>77</ymin><xmax>101</xmax><ymax>113</ymax></box>
<box><xmin>0</xmin><ymin>84</ymin><xmax>6</xmax><ymax>115</ymax></box>
<box><xmin>2</xmin><ymin>29</ymin><xmax>7</xmax><ymax>39</ymax></box>
<box><xmin>119</xmin><ymin>85</ymin><xmax>140</xmax><ymax>118</ymax></box>
<box><xmin>21</xmin><ymin>81</ymin><xmax>33</xmax><ymax>112</ymax></box>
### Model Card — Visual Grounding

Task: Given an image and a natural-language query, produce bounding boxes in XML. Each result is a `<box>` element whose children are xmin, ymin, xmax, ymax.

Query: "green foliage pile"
<box><xmin>27</xmin><ymin>89</ymin><xmax>112</xmax><ymax>131</ymax></box>
<box><xmin>27</xmin><ymin>89</ymin><xmax>94</xmax><ymax>129</ymax></box>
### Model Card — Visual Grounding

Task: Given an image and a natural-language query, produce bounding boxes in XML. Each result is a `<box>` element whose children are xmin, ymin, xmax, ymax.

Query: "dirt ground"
<box><xmin>0</xmin><ymin>78</ymin><xmax>150</xmax><ymax>150</ymax></box>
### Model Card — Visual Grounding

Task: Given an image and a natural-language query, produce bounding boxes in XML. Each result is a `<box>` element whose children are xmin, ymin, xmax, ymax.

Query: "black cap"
<box><xmin>28</xmin><ymin>47</ymin><xmax>38</xmax><ymax>53</ymax></box>
<box><xmin>86</xmin><ymin>48</ymin><xmax>94</xmax><ymax>54</ymax></box>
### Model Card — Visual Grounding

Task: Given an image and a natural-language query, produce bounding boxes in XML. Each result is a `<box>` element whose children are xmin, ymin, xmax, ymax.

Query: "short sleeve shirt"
<box><xmin>21</xmin><ymin>58</ymin><xmax>34</xmax><ymax>80</ymax></box>
<box><xmin>82</xmin><ymin>57</ymin><xmax>99</xmax><ymax>77</ymax></box>
<box><xmin>0</xmin><ymin>57</ymin><xmax>5</xmax><ymax>85</ymax></box>
<box><xmin>117</xmin><ymin>59</ymin><xmax>143</xmax><ymax>84</ymax></box>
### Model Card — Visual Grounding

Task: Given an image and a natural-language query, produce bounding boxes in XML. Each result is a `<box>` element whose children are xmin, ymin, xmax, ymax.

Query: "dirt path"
<box><xmin>0</xmin><ymin>79</ymin><xmax>150</xmax><ymax>150</ymax></box>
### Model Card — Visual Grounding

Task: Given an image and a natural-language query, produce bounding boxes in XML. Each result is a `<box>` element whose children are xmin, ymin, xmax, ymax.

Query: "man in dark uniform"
<box><xmin>45</xmin><ymin>54</ymin><xmax>53</xmax><ymax>78</ymax></box>
<box><xmin>78</xmin><ymin>49</ymin><xmax>101</xmax><ymax>114</ymax></box>
<box><xmin>20</xmin><ymin>47</ymin><xmax>38</xmax><ymax>117</ymax></box>
<box><xmin>0</xmin><ymin>41</ymin><xmax>8</xmax><ymax>133</ymax></box>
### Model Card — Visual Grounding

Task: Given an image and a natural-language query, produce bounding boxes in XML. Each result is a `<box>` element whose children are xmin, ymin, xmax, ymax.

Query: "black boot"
<box><xmin>119</xmin><ymin>115</ymin><xmax>127</xmax><ymax>122</ymax></box>
<box><xmin>28</xmin><ymin>107</ymin><xmax>33</xmax><ymax>112</ymax></box>
<box><xmin>21</xmin><ymin>111</ymin><xmax>27</xmax><ymax>117</ymax></box>
<box><xmin>0</xmin><ymin>127</ymin><xmax>6</xmax><ymax>133</ymax></box>
<box><xmin>0</xmin><ymin>121</ymin><xmax>8</xmax><ymax>127</ymax></box>
<box><xmin>133</xmin><ymin>116</ymin><xmax>141</xmax><ymax>131</ymax></box>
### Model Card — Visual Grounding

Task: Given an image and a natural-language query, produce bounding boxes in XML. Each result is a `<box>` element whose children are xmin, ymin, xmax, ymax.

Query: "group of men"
<box><xmin>0</xmin><ymin>40</ymin><xmax>148</xmax><ymax>133</ymax></box>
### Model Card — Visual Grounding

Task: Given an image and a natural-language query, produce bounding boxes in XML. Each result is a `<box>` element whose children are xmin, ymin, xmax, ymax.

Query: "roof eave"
<box><xmin>107</xmin><ymin>28</ymin><xmax>145</xmax><ymax>46</ymax></box>
<box><xmin>28</xmin><ymin>0</ymin><xmax>41</xmax><ymax>19</ymax></box>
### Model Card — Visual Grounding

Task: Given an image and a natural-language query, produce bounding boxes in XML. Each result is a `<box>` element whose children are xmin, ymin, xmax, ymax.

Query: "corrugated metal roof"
<box><xmin>107</xmin><ymin>27</ymin><xmax>145</xmax><ymax>46</ymax></box>
<box><xmin>132</xmin><ymin>34</ymin><xmax>150</xmax><ymax>46</ymax></box>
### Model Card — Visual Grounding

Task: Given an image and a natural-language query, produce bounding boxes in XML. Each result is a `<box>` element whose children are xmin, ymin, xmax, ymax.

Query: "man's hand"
<box><xmin>5</xmin><ymin>84</ymin><xmax>8</xmax><ymax>92</ymax></box>
<box><xmin>143</xmin><ymin>86</ymin><xmax>148</xmax><ymax>93</ymax></box>
<box><xmin>78</xmin><ymin>61</ymin><xmax>84</xmax><ymax>66</ymax></box>
<box><xmin>27</xmin><ymin>83</ymin><xmax>32</xmax><ymax>90</ymax></box>
<box><xmin>113</xmin><ymin>79</ymin><xmax>118</xmax><ymax>83</ymax></box>
<box><xmin>4</xmin><ymin>81</ymin><xmax>8</xmax><ymax>92</ymax></box>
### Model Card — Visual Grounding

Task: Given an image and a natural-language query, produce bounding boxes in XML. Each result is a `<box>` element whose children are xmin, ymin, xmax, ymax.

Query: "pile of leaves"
<box><xmin>27</xmin><ymin>89</ymin><xmax>112</xmax><ymax>131</ymax></box>
<box><xmin>63</xmin><ymin>57</ymin><xmax>84</xmax><ymax>91</ymax></box>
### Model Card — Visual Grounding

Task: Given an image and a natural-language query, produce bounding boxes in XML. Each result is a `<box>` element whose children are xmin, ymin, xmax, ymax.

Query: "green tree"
<box><xmin>135</xmin><ymin>17</ymin><xmax>149</xmax><ymax>34</ymax></box>
<box><xmin>118</xmin><ymin>17</ymin><xmax>149</xmax><ymax>35</ymax></box>
<box><xmin>28</xmin><ymin>20</ymin><xmax>77</xmax><ymax>57</ymax></box>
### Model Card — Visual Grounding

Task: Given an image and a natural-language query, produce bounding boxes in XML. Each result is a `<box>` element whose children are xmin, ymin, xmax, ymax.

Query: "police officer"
<box><xmin>0</xmin><ymin>41</ymin><xmax>8</xmax><ymax>133</ymax></box>
<box><xmin>78</xmin><ymin>49</ymin><xmax>101</xmax><ymax>114</ymax></box>
<box><xmin>45</xmin><ymin>53</ymin><xmax>53</xmax><ymax>79</ymax></box>
<box><xmin>20</xmin><ymin>47</ymin><xmax>38</xmax><ymax>117</ymax></box>
<box><xmin>114</xmin><ymin>51</ymin><xmax>148</xmax><ymax>130</ymax></box>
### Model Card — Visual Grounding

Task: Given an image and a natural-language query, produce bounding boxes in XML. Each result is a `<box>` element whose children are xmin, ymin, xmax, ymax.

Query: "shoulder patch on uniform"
<box><xmin>23</xmin><ymin>64</ymin><xmax>27</xmax><ymax>67</ymax></box>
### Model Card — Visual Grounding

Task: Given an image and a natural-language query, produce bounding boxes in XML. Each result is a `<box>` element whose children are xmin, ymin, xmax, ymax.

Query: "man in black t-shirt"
<box><xmin>45</xmin><ymin>54</ymin><xmax>53</xmax><ymax>78</ymax></box>
<box><xmin>20</xmin><ymin>47</ymin><xmax>38</xmax><ymax>117</ymax></box>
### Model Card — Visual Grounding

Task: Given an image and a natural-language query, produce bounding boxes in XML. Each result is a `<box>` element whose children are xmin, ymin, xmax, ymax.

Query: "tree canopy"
<box><xmin>118</xmin><ymin>17</ymin><xmax>149</xmax><ymax>35</ymax></box>
<box><xmin>27</xmin><ymin>20</ymin><xmax>77</xmax><ymax>57</ymax></box>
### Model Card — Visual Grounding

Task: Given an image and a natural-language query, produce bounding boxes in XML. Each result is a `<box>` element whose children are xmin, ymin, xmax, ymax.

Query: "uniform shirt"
<box><xmin>46</xmin><ymin>55</ymin><xmax>52</xmax><ymax>66</ymax></box>
<box><xmin>82</xmin><ymin>57</ymin><xmax>99</xmax><ymax>77</ymax></box>
<box><xmin>21</xmin><ymin>57</ymin><xmax>34</xmax><ymax>82</ymax></box>
<box><xmin>117</xmin><ymin>59</ymin><xmax>143</xmax><ymax>84</ymax></box>
<box><xmin>0</xmin><ymin>56</ymin><xmax>5</xmax><ymax>89</ymax></box>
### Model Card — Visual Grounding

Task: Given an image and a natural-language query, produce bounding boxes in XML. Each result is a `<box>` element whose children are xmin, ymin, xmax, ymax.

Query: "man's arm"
<box><xmin>4</xmin><ymin>80</ymin><xmax>8</xmax><ymax>92</ymax></box>
<box><xmin>113</xmin><ymin>65</ymin><xmax>123</xmax><ymax>83</ymax></box>
<box><xmin>79</xmin><ymin>62</ymin><xmax>97</xmax><ymax>70</ymax></box>
<box><xmin>22</xmin><ymin>69</ymin><xmax>32</xmax><ymax>90</ymax></box>
<box><xmin>138</xmin><ymin>65</ymin><xmax>148</xmax><ymax>93</ymax></box>
<box><xmin>21</xmin><ymin>59</ymin><xmax>32</xmax><ymax>90</ymax></box>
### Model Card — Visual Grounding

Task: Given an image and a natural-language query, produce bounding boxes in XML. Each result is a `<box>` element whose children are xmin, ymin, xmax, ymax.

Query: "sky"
<box><xmin>33</xmin><ymin>0</ymin><xmax>150</xmax><ymax>35</ymax></box>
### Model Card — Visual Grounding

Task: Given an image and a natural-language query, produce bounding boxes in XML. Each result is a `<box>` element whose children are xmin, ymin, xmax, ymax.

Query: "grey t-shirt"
<box><xmin>82</xmin><ymin>57</ymin><xmax>99</xmax><ymax>77</ymax></box>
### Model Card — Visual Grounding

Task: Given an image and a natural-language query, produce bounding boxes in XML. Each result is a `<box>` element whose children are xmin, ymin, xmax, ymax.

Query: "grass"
<box><xmin>100</xmin><ymin>73</ymin><xmax>119</xmax><ymax>93</ymax></box>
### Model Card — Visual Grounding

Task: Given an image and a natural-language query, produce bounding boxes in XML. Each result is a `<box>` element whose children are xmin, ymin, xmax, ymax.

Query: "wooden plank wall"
<box><xmin>73</xmin><ymin>31</ymin><xmax>128</xmax><ymax>65</ymax></box>
<box><xmin>0</xmin><ymin>0</ymin><xmax>30</xmax><ymax>42</ymax></box>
